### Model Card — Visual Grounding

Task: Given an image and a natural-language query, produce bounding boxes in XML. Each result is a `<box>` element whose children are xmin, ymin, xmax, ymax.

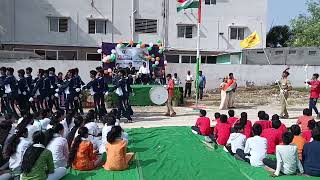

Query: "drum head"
<box><xmin>149</xmin><ymin>86</ymin><xmax>168</xmax><ymax>105</ymax></box>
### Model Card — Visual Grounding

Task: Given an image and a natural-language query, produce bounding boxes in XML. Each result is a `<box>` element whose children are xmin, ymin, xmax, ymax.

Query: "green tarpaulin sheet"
<box><xmin>63</xmin><ymin>127</ymin><xmax>318</xmax><ymax>180</ymax></box>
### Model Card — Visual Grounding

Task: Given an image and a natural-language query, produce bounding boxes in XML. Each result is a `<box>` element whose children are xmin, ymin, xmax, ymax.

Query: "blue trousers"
<box><xmin>309</xmin><ymin>98</ymin><xmax>319</xmax><ymax>115</ymax></box>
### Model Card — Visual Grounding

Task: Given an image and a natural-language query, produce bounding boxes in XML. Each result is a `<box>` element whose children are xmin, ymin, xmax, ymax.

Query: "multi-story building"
<box><xmin>0</xmin><ymin>0</ymin><xmax>267</xmax><ymax>63</ymax></box>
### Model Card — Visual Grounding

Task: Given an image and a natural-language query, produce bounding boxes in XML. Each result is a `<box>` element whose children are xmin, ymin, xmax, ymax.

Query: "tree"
<box><xmin>266</xmin><ymin>25</ymin><xmax>292</xmax><ymax>47</ymax></box>
<box><xmin>290</xmin><ymin>0</ymin><xmax>320</xmax><ymax>47</ymax></box>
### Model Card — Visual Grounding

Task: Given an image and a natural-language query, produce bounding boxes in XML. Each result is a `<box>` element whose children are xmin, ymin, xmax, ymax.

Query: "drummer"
<box><xmin>165</xmin><ymin>74</ymin><xmax>176</xmax><ymax>117</ymax></box>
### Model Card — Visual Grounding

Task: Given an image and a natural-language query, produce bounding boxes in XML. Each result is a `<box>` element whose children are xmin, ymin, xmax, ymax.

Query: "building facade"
<box><xmin>0</xmin><ymin>0</ymin><xmax>267</xmax><ymax>63</ymax></box>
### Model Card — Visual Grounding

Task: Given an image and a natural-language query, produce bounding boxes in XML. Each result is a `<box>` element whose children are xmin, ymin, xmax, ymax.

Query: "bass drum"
<box><xmin>149</xmin><ymin>86</ymin><xmax>168</xmax><ymax>105</ymax></box>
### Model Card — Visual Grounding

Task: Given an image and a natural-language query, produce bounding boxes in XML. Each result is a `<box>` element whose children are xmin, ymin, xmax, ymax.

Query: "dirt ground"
<box><xmin>122</xmin><ymin>86</ymin><xmax>313</xmax><ymax>129</ymax></box>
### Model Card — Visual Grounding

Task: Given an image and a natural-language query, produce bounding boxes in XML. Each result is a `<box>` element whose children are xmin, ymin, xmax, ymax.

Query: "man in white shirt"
<box><xmin>185</xmin><ymin>70</ymin><xmax>193</xmax><ymax>98</ymax></box>
<box><xmin>235</xmin><ymin>124</ymin><xmax>267</xmax><ymax>167</ymax></box>
<box><xmin>263</xmin><ymin>132</ymin><xmax>304</xmax><ymax>177</ymax></box>
<box><xmin>138</xmin><ymin>62</ymin><xmax>150</xmax><ymax>84</ymax></box>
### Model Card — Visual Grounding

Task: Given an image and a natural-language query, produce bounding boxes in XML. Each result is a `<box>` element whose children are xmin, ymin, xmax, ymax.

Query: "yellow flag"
<box><xmin>240</xmin><ymin>31</ymin><xmax>261</xmax><ymax>49</ymax></box>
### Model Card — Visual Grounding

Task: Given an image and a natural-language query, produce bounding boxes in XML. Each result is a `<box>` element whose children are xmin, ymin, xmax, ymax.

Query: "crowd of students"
<box><xmin>0</xmin><ymin>109</ymin><xmax>134</xmax><ymax>180</ymax></box>
<box><xmin>192</xmin><ymin>109</ymin><xmax>320</xmax><ymax>177</ymax></box>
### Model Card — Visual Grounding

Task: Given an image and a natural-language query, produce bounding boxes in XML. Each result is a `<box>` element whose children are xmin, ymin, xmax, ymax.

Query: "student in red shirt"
<box><xmin>191</xmin><ymin>109</ymin><xmax>212</xmax><ymax>136</ymax></box>
<box><xmin>261</xmin><ymin>120</ymin><xmax>282</xmax><ymax>154</ymax></box>
<box><xmin>297</xmin><ymin>108</ymin><xmax>313</xmax><ymax>131</ymax></box>
<box><xmin>302</xmin><ymin>119</ymin><xmax>316</xmax><ymax>142</ymax></box>
<box><xmin>212</xmin><ymin>114</ymin><xmax>231</xmax><ymax>145</ymax></box>
<box><xmin>271</xmin><ymin>114</ymin><xmax>288</xmax><ymax>135</ymax></box>
<box><xmin>306</xmin><ymin>73</ymin><xmax>320</xmax><ymax>118</ymax></box>
<box><xmin>254</xmin><ymin>111</ymin><xmax>271</xmax><ymax>130</ymax></box>
<box><xmin>227</xmin><ymin>110</ymin><xmax>238</xmax><ymax>126</ymax></box>
<box><xmin>237</xmin><ymin>112</ymin><xmax>252</xmax><ymax>138</ymax></box>
<box><xmin>165</xmin><ymin>74</ymin><xmax>176</xmax><ymax>117</ymax></box>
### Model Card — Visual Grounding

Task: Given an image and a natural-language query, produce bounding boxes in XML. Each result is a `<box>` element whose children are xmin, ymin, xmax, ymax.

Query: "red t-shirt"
<box><xmin>302</xmin><ymin>130</ymin><xmax>312</xmax><ymax>142</ymax></box>
<box><xmin>254</xmin><ymin>120</ymin><xmax>271</xmax><ymax>130</ymax></box>
<box><xmin>278</xmin><ymin>123</ymin><xmax>288</xmax><ymax>136</ymax></box>
<box><xmin>261</xmin><ymin>128</ymin><xmax>282</xmax><ymax>154</ymax></box>
<box><xmin>297</xmin><ymin>115</ymin><xmax>313</xmax><ymax>131</ymax></box>
<box><xmin>196</xmin><ymin>117</ymin><xmax>212</xmax><ymax>136</ymax></box>
<box><xmin>242</xmin><ymin>120</ymin><xmax>252</xmax><ymax>138</ymax></box>
<box><xmin>308</xmin><ymin>80</ymin><xmax>320</xmax><ymax>98</ymax></box>
<box><xmin>227</xmin><ymin>117</ymin><xmax>238</xmax><ymax>126</ymax></box>
<box><xmin>167</xmin><ymin>79</ymin><xmax>175</xmax><ymax>97</ymax></box>
<box><xmin>214</xmin><ymin>123</ymin><xmax>231</xmax><ymax>145</ymax></box>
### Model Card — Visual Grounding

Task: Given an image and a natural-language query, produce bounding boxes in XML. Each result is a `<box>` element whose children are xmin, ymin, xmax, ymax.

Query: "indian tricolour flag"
<box><xmin>177</xmin><ymin>0</ymin><xmax>199</xmax><ymax>12</ymax></box>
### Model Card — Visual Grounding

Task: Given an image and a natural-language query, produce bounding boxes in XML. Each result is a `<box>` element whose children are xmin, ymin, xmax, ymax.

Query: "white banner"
<box><xmin>116</xmin><ymin>47</ymin><xmax>149</xmax><ymax>69</ymax></box>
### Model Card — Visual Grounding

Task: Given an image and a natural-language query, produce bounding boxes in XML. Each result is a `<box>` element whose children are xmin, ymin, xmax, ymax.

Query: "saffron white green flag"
<box><xmin>177</xmin><ymin>0</ymin><xmax>199</xmax><ymax>12</ymax></box>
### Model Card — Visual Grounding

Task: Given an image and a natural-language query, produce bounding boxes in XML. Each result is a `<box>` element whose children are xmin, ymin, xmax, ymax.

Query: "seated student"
<box><xmin>61</xmin><ymin>111</ymin><xmax>75</xmax><ymax>138</ymax></box>
<box><xmin>261</xmin><ymin>120</ymin><xmax>282</xmax><ymax>154</ymax></box>
<box><xmin>235</xmin><ymin>112</ymin><xmax>252</xmax><ymax>138</ymax></box>
<box><xmin>191</xmin><ymin>109</ymin><xmax>212</xmax><ymax>136</ymax></box>
<box><xmin>263</xmin><ymin>132</ymin><xmax>304</xmax><ymax>177</ymax></box>
<box><xmin>69</xmin><ymin>127</ymin><xmax>103</xmax><ymax>171</ymax></box>
<box><xmin>297</xmin><ymin>108</ymin><xmax>313</xmax><ymax>131</ymax></box>
<box><xmin>103</xmin><ymin>126</ymin><xmax>134</xmax><ymax>171</ymax></box>
<box><xmin>212</xmin><ymin>114</ymin><xmax>231</xmax><ymax>145</ymax></box>
<box><xmin>47</xmin><ymin>112</ymin><xmax>64</xmax><ymax>130</ymax></box>
<box><xmin>99</xmin><ymin>115</ymin><xmax>128</xmax><ymax>154</ymax></box>
<box><xmin>271</xmin><ymin>114</ymin><xmax>288</xmax><ymax>135</ymax></box>
<box><xmin>213</xmin><ymin>112</ymin><xmax>221</xmax><ymax>124</ymax></box>
<box><xmin>20</xmin><ymin>131</ymin><xmax>67</xmax><ymax>180</ymax></box>
<box><xmin>290</xmin><ymin>125</ymin><xmax>306</xmax><ymax>161</ymax></box>
<box><xmin>16</xmin><ymin>114</ymin><xmax>38</xmax><ymax>142</ymax></box>
<box><xmin>225</xmin><ymin>124</ymin><xmax>246</xmax><ymax>155</ymax></box>
<box><xmin>3</xmin><ymin>128</ymin><xmax>31</xmax><ymax>178</ymax></box>
<box><xmin>254</xmin><ymin>111</ymin><xmax>271</xmax><ymax>130</ymax></box>
<box><xmin>0</xmin><ymin>120</ymin><xmax>13</xmax><ymax>168</ymax></box>
<box><xmin>235</xmin><ymin>124</ymin><xmax>267</xmax><ymax>167</ymax></box>
<box><xmin>33</xmin><ymin>109</ymin><xmax>51</xmax><ymax>132</ymax></box>
<box><xmin>303</xmin><ymin>128</ymin><xmax>320</xmax><ymax>176</ymax></box>
<box><xmin>46</xmin><ymin>124</ymin><xmax>69</xmax><ymax>168</ymax></box>
<box><xmin>302</xmin><ymin>120</ymin><xmax>316</xmax><ymax>142</ymax></box>
<box><xmin>66</xmin><ymin>115</ymin><xmax>84</xmax><ymax>149</ymax></box>
<box><xmin>81</xmin><ymin>110</ymin><xmax>101</xmax><ymax>149</ymax></box>
<box><xmin>227</xmin><ymin>110</ymin><xmax>238</xmax><ymax>126</ymax></box>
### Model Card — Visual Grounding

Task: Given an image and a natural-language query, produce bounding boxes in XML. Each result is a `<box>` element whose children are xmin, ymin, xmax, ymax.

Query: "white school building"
<box><xmin>0</xmin><ymin>0</ymin><xmax>267</xmax><ymax>63</ymax></box>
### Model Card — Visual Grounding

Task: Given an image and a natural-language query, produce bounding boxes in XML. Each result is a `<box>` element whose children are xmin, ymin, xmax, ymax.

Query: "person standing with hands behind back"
<box><xmin>165</xmin><ymin>74</ymin><xmax>176</xmax><ymax>117</ymax></box>
<box><xmin>184</xmin><ymin>70</ymin><xmax>193</xmax><ymax>98</ymax></box>
<box><xmin>198</xmin><ymin>71</ymin><xmax>206</xmax><ymax>100</ymax></box>
<box><xmin>305</xmin><ymin>73</ymin><xmax>320</xmax><ymax>118</ymax></box>
<box><xmin>276</xmin><ymin>68</ymin><xmax>292</xmax><ymax>119</ymax></box>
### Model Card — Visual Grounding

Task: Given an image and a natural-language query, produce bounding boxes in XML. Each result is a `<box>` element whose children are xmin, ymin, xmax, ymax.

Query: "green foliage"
<box><xmin>290</xmin><ymin>0</ymin><xmax>320</xmax><ymax>47</ymax></box>
<box><xmin>266</xmin><ymin>25</ymin><xmax>292</xmax><ymax>47</ymax></box>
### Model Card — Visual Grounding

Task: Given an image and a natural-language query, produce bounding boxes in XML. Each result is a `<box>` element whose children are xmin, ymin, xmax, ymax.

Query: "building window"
<box><xmin>288</xmin><ymin>50</ymin><xmax>296</xmax><ymax>54</ymax></box>
<box><xmin>206</xmin><ymin>56</ymin><xmax>217</xmax><ymax>64</ymax></box>
<box><xmin>230</xmin><ymin>27</ymin><xmax>245</xmax><ymax>40</ymax></box>
<box><xmin>177</xmin><ymin>25</ymin><xmax>194</xmax><ymax>38</ymax></box>
<box><xmin>34</xmin><ymin>50</ymin><xmax>46</xmax><ymax>59</ymax></box>
<box><xmin>201</xmin><ymin>56</ymin><xmax>206</xmax><ymax>64</ymax></box>
<box><xmin>190</xmin><ymin>56</ymin><xmax>197</xmax><ymax>63</ymax></box>
<box><xmin>205</xmin><ymin>0</ymin><xmax>216</xmax><ymax>5</ymax></box>
<box><xmin>309</xmin><ymin>51</ymin><xmax>317</xmax><ymax>56</ymax></box>
<box><xmin>88</xmin><ymin>20</ymin><xmax>107</xmax><ymax>34</ymax></box>
<box><xmin>49</xmin><ymin>17</ymin><xmax>68</xmax><ymax>32</ymax></box>
<box><xmin>165</xmin><ymin>55</ymin><xmax>179</xmax><ymax>63</ymax></box>
<box><xmin>135</xmin><ymin>19</ymin><xmax>157</xmax><ymax>33</ymax></box>
<box><xmin>181</xmin><ymin>56</ymin><xmax>191</xmax><ymax>63</ymax></box>
<box><xmin>275</xmin><ymin>51</ymin><xmax>284</xmax><ymax>55</ymax></box>
<box><xmin>58</xmin><ymin>51</ymin><xmax>77</xmax><ymax>60</ymax></box>
<box><xmin>87</xmin><ymin>53</ymin><xmax>102</xmax><ymax>61</ymax></box>
<box><xmin>46</xmin><ymin>51</ymin><xmax>57</xmax><ymax>60</ymax></box>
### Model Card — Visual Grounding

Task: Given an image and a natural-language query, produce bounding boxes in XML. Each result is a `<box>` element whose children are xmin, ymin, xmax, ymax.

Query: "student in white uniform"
<box><xmin>225</xmin><ymin>124</ymin><xmax>246</xmax><ymax>155</ymax></box>
<box><xmin>99</xmin><ymin>115</ymin><xmax>128</xmax><ymax>154</ymax></box>
<box><xmin>60</xmin><ymin>111</ymin><xmax>75</xmax><ymax>138</ymax></box>
<box><xmin>235</xmin><ymin>124</ymin><xmax>268</xmax><ymax>167</ymax></box>
<box><xmin>263</xmin><ymin>132</ymin><xmax>304</xmax><ymax>177</ymax></box>
<box><xmin>33</xmin><ymin>109</ymin><xmax>51</xmax><ymax>132</ymax></box>
<box><xmin>3</xmin><ymin>128</ymin><xmax>31</xmax><ymax>178</ymax></box>
<box><xmin>16</xmin><ymin>114</ymin><xmax>37</xmax><ymax>142</ymax></box>
<box><xmin>46</xmin><ymin>123</ymin><xmax>69</xmax><ymax>168</ymax></box>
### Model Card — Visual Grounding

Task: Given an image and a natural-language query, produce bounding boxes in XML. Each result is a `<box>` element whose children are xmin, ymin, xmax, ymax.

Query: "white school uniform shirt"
<box><xmin>26</xmin><ymin>124</ymin><xmax>38</xmax><ymax>141</ymax></box>
<box><xmin>227</xmin><ymin>133</ymin><xmax>246</xmax><ymax>153</ymax></box>
<box><xmin>138</xmin><ymin>66</ymin><xmax>150</xmax><ymax>74</ymax></box>
<box><xmin>61</xmin><ymin>118</ymin><xmax>75</xmax><ymax>138</ymax></box>
<box><xmin>33</xmin><ymin>118</ymin><xmax>51</xmax><ymax>132</ymax></box>
<box><xmin>274</xmin><ymin>144</ymin><xmax>304</xmax><ymax>176</ymax></box>
<box><xmin>186</xmin><ymin>74</ymin><xmax>193</xmax><ymax>81</ymax></box>
<box><xmin>99</xmin><ymin>124</ymin><xmax>128</xmax><ymax>154</ymax></box>
<box><xmin>46</xmin><ymin>134</ymin><xmax>69</xmax><ymax>168</ymax></box>
<box><xmin>244</xmin><ymin>136</ymin><xmax>268</xmax><ymax>167</ymax></box>
<box><xmin>9</xmin><ymin>137</ymin><xmax>32</xmax><ymax>170</ymax></box>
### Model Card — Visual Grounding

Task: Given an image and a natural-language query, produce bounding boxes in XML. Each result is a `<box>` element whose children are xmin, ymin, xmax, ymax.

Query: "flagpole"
<box><xmin>195</xmin><ymin>0</ymin><xmax>201</xmax><ymax>109</ymax></box>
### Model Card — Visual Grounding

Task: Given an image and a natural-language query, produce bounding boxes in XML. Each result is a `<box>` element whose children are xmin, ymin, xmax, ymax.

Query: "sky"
<box><xmin>268</xmin><ymin>0</ymin><xmax>308</xmax><ymax>29</ymax></box>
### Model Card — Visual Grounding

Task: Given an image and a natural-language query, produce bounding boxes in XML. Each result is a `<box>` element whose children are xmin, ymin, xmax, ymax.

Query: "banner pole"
<box><xmin>195</xmin><ymin>22</ymin><xmax>200</xmax><ymax>109</ymax></box>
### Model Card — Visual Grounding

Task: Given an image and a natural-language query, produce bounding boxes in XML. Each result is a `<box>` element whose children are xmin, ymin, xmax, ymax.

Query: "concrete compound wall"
<box><xmin>0</xmin><ymin>59</ymin><xmax>319</xmax><ymax>89</ymax></box>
